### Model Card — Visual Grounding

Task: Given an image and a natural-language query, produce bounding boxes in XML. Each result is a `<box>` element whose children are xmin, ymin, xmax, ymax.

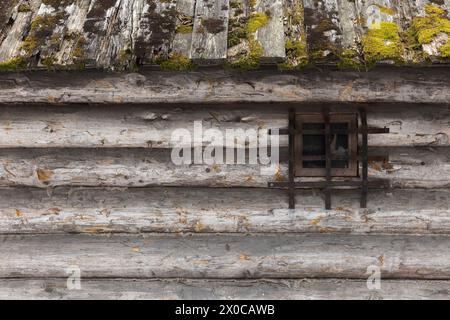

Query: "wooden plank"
<box><xmin>131</xmin><ymin>0</ymin><xmax>179</xmax><ymax>65</ymax></box>
<box><xmin>1</xmin><ymin>187</ymin><xmax>449</xmax><ymax>234</ymax></box>
<box><xmin>0</xmin><ymin>104</ymin><xmax>449</xmax><ymax>148</ymax></box>
<box><xmin>190</xmin><ymin>0</ymin><xmax>230</xmax><ymax>64</ymax></box>
<box><xmin>1</xmin><ymin>68</ymin><xmax>450</xmax><ymax>104</ymax></box>
<box><xmin>281</xmin><ymin>0</ymin><xmax>308</xmax><ymax>69</ymax></box>
<box><xmin>303</xmin><ymin>0</ymin><xmax>343</xmax><ymax>62</ymax></box>
<box><xmin>336</xmin><ymin>0</ymin><xmax>360</xmax><ymax>50</ymax></box>
<box><xmin>1</xmin><ymin>278</ymin><xmax>449</xmax><ymax>300</ymax></box>
<box><xmin>0</xmin><ymin>3</ymin><xmax>33</xmax><ymax>62</ymax></box>
<box><xmin>1</xmin><ymin>233</ymin><xmax>450</xmax><ymax>279</ymax></box>
<box><xmin>172</xmin><ymin>0</ymin><xmax>196</xmax><ymax>58</ymax></box>
<box><xmin>254</xmin><ymin>0</ymin><xmax>286</xmax><ymax>62</ymax></box>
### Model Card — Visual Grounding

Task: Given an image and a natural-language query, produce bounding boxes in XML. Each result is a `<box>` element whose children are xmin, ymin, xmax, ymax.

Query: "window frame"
<box><xmin>294</xmin><ymin>113</ymin><xmax>358</xmax><ymax>177</ymax></box>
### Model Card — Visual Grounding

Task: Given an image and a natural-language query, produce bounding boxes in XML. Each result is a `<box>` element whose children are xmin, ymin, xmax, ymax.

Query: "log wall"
<box><xmin>0</xmin><ymin>98</ymin><xmax>449</xmax><ymax>300</ymax></box>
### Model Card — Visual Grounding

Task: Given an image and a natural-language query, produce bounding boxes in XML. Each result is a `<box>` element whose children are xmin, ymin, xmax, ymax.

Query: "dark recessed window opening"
<box><xmin>295</xmin><ymin>114</ymin><xmax>358</xmax><ymax>177</ymax></box>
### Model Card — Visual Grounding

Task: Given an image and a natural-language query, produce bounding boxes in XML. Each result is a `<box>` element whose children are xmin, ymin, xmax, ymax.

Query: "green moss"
<box><xmin>21</xmin><ymin>36</ymin><xmax>38</xmax><ymax>55</ymax></box>
<box><xmin>337</xmin><ymin>48</ymin><xmax>364</xmax><ymax>70</ymax></box>
<box><xmin>440</xmin><ymin>40</ymin><xmax>450</xmax><ymax>57</ymax></box>
<box><xmin>72</xmin><ymin>36</ymin><xmax>87</xmax><ymax>69</ymax></box>
<box><xmin>410</xmin><ymin>6</ymin><xmax>450</xmax><ymax>44</ymax></box>
<box><xmin>176</xmin><ymin>24</ymin><xmax>193</xmax><ymax>34</ymax></box>
<box><xmin>30</xmin><ymin>15</ymin><xmax>57</xmax><ymax>32</ymax></box>
<box><xmin>228</xmin><ymin>8</ymin><xmax>270</xmax><ymax>70</ymax></box>
<box><xmin>159</xmin><ymin>53</ymin><xmax>195</xmax><ymax>71</ymax></box>
<box><xmin>0</xmin><ymin>57</ymin><xmax>28</xmax><ymax>72</ymax></box>
<box><xmin>411</xmin><ymin>10</ymin><xmax>450</xmax><ymax>44</ymax></box>
<box><xmin>229</xmin><ymin>1</ymin><xmax>241</xmax><ymax>9</ymax></box>
<box><xmin>41</xmin><ymin>56</ymin><xmax>56</xmax><ymax>69</ymax></box>
<box><xmin>246</xmin><ymin>13</ymin><xmax>269</xmax><ymax>35</ymax></box>
<box><xmin>362</xmin><ymin>21</ymin><xmax>403</xmax><ymax>63</ymax></box>
<box><xmin>227</xmin><ymin>26</ymin><xmax>246</xmax><ymax>47</ymax></box>
<box><xmin>407</xmin><ymin>5</ymin><xmax>450</xmax><ymax>60</ymax></box>
<box><xmin>424</xmin><ymin>4</ymin><xmax>446</xmax><ymax>16</ymax></box>
<box><xmin>278</xmin><ymin>40</ymin><xmax>309</xmax><ymax>70</ymax></box>
<box><xmin>18</xmin><ymin>4</ymin><xmax>31</xmax><ymax>13</ymax></box>
<box><xmin>377</xmin><ymin>5</ymin><xmax>395</xmax><ymax>15</ymax></box>
<box><xmin>228</xmin><ymin>39</ymin><xmax>263</xmax><ymax>70</ymax></box>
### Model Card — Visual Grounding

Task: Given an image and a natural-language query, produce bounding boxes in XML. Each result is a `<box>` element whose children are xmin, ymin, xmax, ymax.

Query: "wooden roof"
<box><xmin>0</xmin><ymin>0</ymin><xmax>450</xmax><ymax>71</ymax></box>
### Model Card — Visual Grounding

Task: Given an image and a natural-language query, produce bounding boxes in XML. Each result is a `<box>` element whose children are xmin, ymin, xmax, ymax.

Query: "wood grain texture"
<box><xmin>1</xmin><ymin>278</ymin><xmax>449</xmax><ymax>300</ymax></box>
<box><xmin>190</xmin><ymin>0</ymin><xmax>230</xmax><ymax>64</ymax></box>
<box><xmin>1</xmin><ymin>68</ymin><xmax>450</xmax><ymax>104</ymax></box>
<box><xmin>1</xmin><ymin>233</ymin><xmax>450</xmax><ymax>279</ymax></box>
<box><xmin>172</xmin><ymin>0</ymin><xmax>196</xmax><ymax>57</ymax></box>
<box><xmin>0</xmin><ymin>147</ymin><xmax>448</xmax><ymax>188</ymax></box>
<box><xmin>254</xmin><ymin>0</ymin><xmax>286</xmax><ymax>62</ymax></box>
<box><xmin>0</xmin><ymin>104</ymin><xmax>448</xmax><ymax>148</ymax></box>
<box><xmin>1</xmin><ymin>187</ymin><xmax>449</xmax><ymax>234</ymax></box>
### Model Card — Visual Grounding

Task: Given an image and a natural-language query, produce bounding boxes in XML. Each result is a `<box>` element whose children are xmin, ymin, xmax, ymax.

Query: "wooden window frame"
<box><xmin>294</xmin><ymin>113</ymin><xmax>358</xmax><ymax>177</ymax></box>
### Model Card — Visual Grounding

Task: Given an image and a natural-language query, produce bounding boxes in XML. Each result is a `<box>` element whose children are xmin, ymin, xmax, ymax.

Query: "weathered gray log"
<box><xmin>1</xmin><ymin>68</ymin><xmax>450</xmax><ymax>104</ymax></box>
<box><xmin>0</xmin><ymin>147</ymin><xmax>448</xmax><ymax>188</ymax></box>
<box><xmin>1</xmin><ymin>278</ymin><xmax>449</xmax><ymax>300</ymax></box>
<box><xmin>190</xmin><ymin>0</ymin><xmax>229</xmax><ymax>64</ymax></box>
<box><xmin>172</xmin><ymin>0</ymin><xmax>196</xmax><ymax>58</ymax></box>
<box><xmin>0</xmin><ymin>104</ymin><xmax>448</xmax><ymax>148</ymax></box>
<box><xmin>1</xmin><ymin>233</ymin><xmax>450</xmax><ymax>279</ymax></box>
<box><xmin>254</xmin><ymin>0</ymin><xmax>286</xmax><ymax>62</ymax></box>
<box><xmin>1</xmin><ymin>187</ymin><xmax>449</xmax><ymax>234</ymax></box>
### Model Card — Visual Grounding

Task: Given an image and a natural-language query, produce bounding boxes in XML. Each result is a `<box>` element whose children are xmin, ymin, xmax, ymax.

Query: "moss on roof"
<box><xmin>0</xmin><ymin>0</ymin><xmax>449</xmax><ymax>72</ymax></box>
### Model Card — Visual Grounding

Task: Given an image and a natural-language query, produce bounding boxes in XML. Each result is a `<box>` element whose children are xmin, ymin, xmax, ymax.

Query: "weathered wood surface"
<box><xmin>0</xmin><ymin>147</ymin><xmax>448</xmax><ymax>188</ymax></box>
<box><xmin>1</xmin><ymin>187</ymin><xmax>449</xmax><ymax>234</ymax></box>
<box><xmin>1</xmin><ymin>0</ymin><xmax>449</xmax><ymax>68</ymax></box>
<box><xmin>1</xmin><ymin>278</ymin><xmax>449</xmax><ymax>300</ymax></box>
<box><xmin>1</xmin><ymin>234</ymin><xmax>450</xmax><ymax>279</ymax></box>
<box><xmin>190</xmin><ymin>0</ymin><xmax>229</xmax><ymax>64</ymax></box>
<box><xmin>0</xmin><ymin>69</ymin><xmax>449</xmax><ymax>104</ymax></box>
<box><xmin>0</xmin><ymin>104</ymin><xmax>448</xmax><ymax>147</ymax></box>
<box><xmin>172</xmin><ymin>0</ymin><xmax>196</xmax><ymax>58</ymax></box>
<box><xmin>254</xmin><ymin>0</ymin><xmax>286</xmax><ymax>62</ymax></box>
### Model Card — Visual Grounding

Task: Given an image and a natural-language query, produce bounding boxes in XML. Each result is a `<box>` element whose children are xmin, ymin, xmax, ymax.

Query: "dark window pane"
<box><xmin>301</xmin><ymin>122</ymin><xmax>350</xmax><ymax>169</ymax></box>
<box><xmin>303</xmin><ymin>135</ymin><xmax>325</xmax><ymax>156</ymax></box>
<box><xmin>303</xmin><ymin>161</ymin><xmax>325</xmax><ymax>168</ymax></box>
<box><xmin>303</xmin><ymin>123</ymin><xmax>324</xmax><ymax>130</ymax></box>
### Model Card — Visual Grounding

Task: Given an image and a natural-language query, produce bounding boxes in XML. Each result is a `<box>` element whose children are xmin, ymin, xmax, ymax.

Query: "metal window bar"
<box><xmin>268</xmin><ymin>108</ymin><xmax>390</xmax><ymax>210</ymax></box>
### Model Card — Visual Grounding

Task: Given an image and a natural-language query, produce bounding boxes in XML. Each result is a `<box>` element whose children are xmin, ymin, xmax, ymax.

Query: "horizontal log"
<box><xmin>0</xmin><ymin>104</ymin><xmax>449</xmax><ymax>148</ymax></box>
<box><xmin>1</xmin><ymin>233</ymin><xmax>450</xmax><ymax>279</ymax></box>
<box><xmin>1</xmin><ymin>68</ymin><xmax>450</xmax><ymax>105</ymax></box>
<box><xmin>1</xmin><ymin>187</ymin><xmax>449</xmax><ymax>234</ymax></box>
<box><xmin>1</xmin><ymin>278</ymin><xmax>449</xmax><ymax>300</ymax></box>
<box><xmin>0</xmin><ymin>147</ymin><xmax>448</xmax><ymax>188</ymax></box>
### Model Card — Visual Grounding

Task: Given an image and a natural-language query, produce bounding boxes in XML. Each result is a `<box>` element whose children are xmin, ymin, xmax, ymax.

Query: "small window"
<box><xmin>295</xmin><ymin>113</ymin><xmax>358</xmax><ymax>177</ymax></box>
